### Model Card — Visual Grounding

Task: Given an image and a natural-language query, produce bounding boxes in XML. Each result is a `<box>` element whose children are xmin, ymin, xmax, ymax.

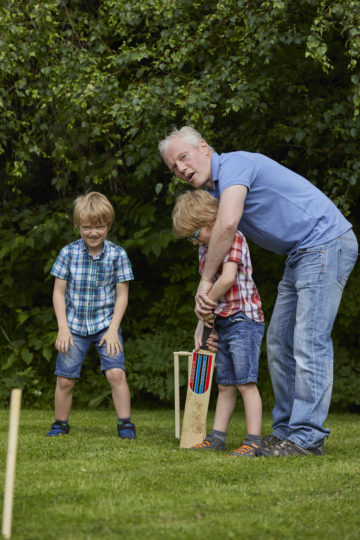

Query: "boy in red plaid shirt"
<box><xmin>172</xmin><ymin>190</ymin><xmax>264</xmax><ymax>457</ymax></box>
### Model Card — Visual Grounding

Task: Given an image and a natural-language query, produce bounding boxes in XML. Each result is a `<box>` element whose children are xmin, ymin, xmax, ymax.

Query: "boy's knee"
<box><xmin>106</xmin><ymin>367</ymin><xmax>126</xmax><ymax>384</ymax></box>
<box><xmin>57</xmin><ymin>376</ymin><xmax>76</xmax><ymax>391</ymax></box>
<box><xmin>237</xmin><ymin>382</ymin><xmax>257</xmax><ymax>394</ymax></box>
<box><xmin>218</xmin><ymin>384</ymin><xmax>236</xmax><ymax>394</ymax></box>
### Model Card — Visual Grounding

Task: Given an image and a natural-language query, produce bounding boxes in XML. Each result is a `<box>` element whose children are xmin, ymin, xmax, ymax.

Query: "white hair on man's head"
<box><xmin>158</xmin><ymin>126</ymin><xmax>214</xmax><ymax>157</ymax></box>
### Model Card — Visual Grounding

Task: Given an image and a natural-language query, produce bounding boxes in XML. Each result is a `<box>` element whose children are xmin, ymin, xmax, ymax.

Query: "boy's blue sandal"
<box><xmin>46</xmin><ymin>422</ymin><xmax>70</xmax><ymax>436</ymax></box>
<box><xmin>117</xmin><ymin>421</ymin><xmax>136</xmax><ymax>439</ymax></box>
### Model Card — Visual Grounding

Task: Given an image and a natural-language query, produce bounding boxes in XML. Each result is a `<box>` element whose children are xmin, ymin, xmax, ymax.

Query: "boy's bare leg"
<box><xmin>213</xmin><ymin>385</ymin><xmax>237</xmax><ymax>432</ymax></box>
<box><xmin>105</xmin><ymin>368</ymin><xmax>131</xmax><ymax>418</ymax></box>
<box><xmin>190</xmin><ymin>384</ymin><xmax>236</xmax><ymax>450</ymax></box>
<box><xmin>227</xmin><ymin>383</ymin><xmax>262</xmax><ymax>457</ymax></box>
<box><xmin>54</xmin><ymin>376</ymin><xmax>76</xmax><ymax>421</ymax></box>
<box><xmin>237</xmin><ymin>382</ymin><xmax>262</xmax><ymax>435</ymax></box>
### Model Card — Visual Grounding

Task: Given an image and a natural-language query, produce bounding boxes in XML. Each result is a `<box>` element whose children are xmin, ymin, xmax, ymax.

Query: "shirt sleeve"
<box><xmin>50</xmin><ymin>246</ymin><xmax>70</xmax><ymax>280</ymax></box>
<box><xmin>115</xmin><ymin>248</ymin><xmax>134</xmax><ymax>282</ymax></box>
<box><xmin>198</xmin><ymin>245</ymin><xmax>207</xmax><ymax>275</ymax></box>
<box><xmin>222</xmin><ymin>232</ymin><xmax>244</xmax><ymax>265</ymax></box>
<box><xmin>218</xmin><ymin>153</ymin><xmax>255</xmax><ymax>195</ymax></box>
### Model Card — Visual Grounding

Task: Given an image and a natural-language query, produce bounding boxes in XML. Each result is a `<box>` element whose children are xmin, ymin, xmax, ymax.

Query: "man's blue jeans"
<box><xmin>267</xmin><ymin>229</ymin><xmax>358</xmax><ymax>449</ymax></box>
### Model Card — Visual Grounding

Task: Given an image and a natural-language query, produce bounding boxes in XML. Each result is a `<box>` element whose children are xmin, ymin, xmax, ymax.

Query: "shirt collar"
<box><xmin>211</xmin><ymin>152</ymin><xmax>220</xmax><ymax>184</ymax></box>
<box><xmin>80</xmin><ymin>238</ymin><xmax>107</xmax><ymax>259</ymax></box>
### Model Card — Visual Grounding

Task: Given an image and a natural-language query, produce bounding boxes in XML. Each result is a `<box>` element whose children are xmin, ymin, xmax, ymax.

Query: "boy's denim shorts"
<box><xmin>214</xmin><ymin>312</ymin><xmax>264</xmax><ymax>386</ymax></box>
<box><xmin>55</xmin><ymin>327</ymin><xmax>125</xmax><ymax>378</ymax></box>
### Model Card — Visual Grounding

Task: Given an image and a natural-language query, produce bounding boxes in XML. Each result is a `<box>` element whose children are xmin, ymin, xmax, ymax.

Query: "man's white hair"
<box><xmin>158</xmin><ymin>126</ymin><xmax>214</xmax><ymax>157</ymax></box>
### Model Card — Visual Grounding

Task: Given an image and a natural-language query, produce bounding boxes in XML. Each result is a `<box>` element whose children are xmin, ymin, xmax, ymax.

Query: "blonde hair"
<box><xmin>73</xmin><ymin>192</ymin><xmax>115</xmax><ymax>229</ymax></box>
<box><xmin>172</xmin><ymin>190</ymin><xmax>218</xmax><ymax>238</ymax></box>
<box><xmin>158</xmin><ymin>126</ymin><xmax>214</xmax><ymax>157</ymax></box>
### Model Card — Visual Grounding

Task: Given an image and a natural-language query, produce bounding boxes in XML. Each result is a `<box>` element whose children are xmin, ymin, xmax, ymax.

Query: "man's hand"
<box><xmin>195</xmin><ymin>278</ymin><xmax>217</xmax><ymax>319</ymax></box>
<box><xmin>99</xmin><ymin>327</ymin><xmax>123</xmax><ymax>358</ymax></box>
<box><xmin>55</xmin><ymin>327</ymin><xmax>74</xmax><ymax>354</ymax></box>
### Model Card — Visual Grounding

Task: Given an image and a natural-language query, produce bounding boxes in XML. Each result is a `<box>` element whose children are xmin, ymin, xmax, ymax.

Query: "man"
<box><xmin>159</xmin><ymin>126</ymin><xmax>358</xmax><ymax>457</ymax></box>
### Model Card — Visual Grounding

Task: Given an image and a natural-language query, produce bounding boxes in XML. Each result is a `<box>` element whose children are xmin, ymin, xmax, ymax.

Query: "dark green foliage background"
<box><xmin>1</xmin><ymin>0</ymin><xmax>359</xmax><ymax>410</ymax></box>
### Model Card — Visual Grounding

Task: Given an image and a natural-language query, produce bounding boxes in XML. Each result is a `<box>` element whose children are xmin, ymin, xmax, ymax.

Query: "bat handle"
<box><xmin>201</xmin><ymin>325</ymin><xmax>211</xmax><ymax>350</ymax></box>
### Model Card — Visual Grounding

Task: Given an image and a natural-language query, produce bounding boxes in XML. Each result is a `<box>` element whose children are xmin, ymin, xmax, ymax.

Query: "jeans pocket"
<box><xmin>230</xmin><ymin>312</ymin><xmax>247</xmax><ymax>324</ymax></box>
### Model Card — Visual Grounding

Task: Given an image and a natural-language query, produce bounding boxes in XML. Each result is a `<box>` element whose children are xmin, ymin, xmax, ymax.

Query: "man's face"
<box><xmin>163</xmin><ymin>137</ymin><xmax>212</xmax><ymax>188</ymax></box>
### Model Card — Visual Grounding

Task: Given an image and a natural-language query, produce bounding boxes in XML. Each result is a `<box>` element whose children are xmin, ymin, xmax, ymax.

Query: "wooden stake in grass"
<box><xmin>2</xmin><ymin>388</ymin><xmax>22</xmax><ymax>540</ymax></box>
<box><xmin>173</xmin><ymin>351</ymin><xmax>192</xmax><ymax>439</ymax></box>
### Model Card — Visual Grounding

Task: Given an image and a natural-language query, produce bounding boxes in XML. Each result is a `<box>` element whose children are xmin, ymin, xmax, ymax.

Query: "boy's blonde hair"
<box><xmin>73</xmin><ymin>192</ymin><xmax>115</xmax><ymax>229</ymax></box>
<box><xmin>172</xmin><ymin>190</ymin><xmax>219</xmax><ymax>238</ymax></box>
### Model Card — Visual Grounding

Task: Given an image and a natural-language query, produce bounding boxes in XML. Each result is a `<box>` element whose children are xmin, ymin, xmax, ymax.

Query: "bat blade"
<box><xmin>180</xmin><ymin>327</ymin><xmax>215</xmax><ymax>449</ymax></box>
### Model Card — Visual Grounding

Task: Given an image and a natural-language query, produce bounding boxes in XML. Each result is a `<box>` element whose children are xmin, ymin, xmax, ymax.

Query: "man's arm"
<box><xmin>99</xmin><ymin>281</ymin><xmax>129</xmax><ymax>357</ymax></box>
<box><xmin>53</xmin><ymin>277</ymin><xmax>74</xmax><ymax>353</ymax></box>
<box><xmin>195</xmin><ymin>185</ymin><xmax>247</xmax><ymax>316</ymax></box>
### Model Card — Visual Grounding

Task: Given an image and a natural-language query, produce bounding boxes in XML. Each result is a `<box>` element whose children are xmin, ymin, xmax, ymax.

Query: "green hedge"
<box><xmin>0</xmin><ymin>0</ymin><xmax>359</xmax><ymax>410</ymax></box>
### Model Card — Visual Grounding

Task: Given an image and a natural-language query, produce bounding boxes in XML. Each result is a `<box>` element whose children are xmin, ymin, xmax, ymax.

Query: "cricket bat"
<box><xmin>180</xmin><ymin>326</ymin><xmax>215</xmax><ymax>448</ymax></box>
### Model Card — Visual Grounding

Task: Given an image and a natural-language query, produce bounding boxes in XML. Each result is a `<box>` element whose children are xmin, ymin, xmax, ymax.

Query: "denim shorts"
<box><xmin>55</xmin><ymin>327</ymin><xmax>125</xmax><ymax>378</ymax></box>
<box><xmin>214</xmin><ymin>312</ymin><xmax>264</xmax><ymax>386</ymax></box>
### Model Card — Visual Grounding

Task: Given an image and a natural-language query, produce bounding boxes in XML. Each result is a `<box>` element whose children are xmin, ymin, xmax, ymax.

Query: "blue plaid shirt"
<box><xmin>51</xmin><ymin>239</ymin><xmax>134</xmax><ymax>336</ymax></box>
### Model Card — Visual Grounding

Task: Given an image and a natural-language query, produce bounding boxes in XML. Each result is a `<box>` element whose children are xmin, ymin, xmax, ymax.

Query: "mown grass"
<box><xmin>0</xmin><ymin>409</ymin><xmax>359</xmax><ymax>539</ymax></box>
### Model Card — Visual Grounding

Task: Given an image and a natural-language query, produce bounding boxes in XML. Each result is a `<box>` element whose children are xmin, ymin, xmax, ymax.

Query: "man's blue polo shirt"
<box><xmin>210</xmin><ymin>152</ymin><xmax>351</xmax><ymax>254</ymax></box>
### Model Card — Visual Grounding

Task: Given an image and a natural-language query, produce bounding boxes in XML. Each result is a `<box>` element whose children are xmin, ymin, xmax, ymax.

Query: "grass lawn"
<box><xmin>1</xmin><ymin>408</ymin><xmax>360</xmax><ymax>539</ymax></box>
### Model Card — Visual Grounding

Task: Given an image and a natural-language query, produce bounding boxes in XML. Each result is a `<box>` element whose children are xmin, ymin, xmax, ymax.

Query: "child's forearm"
<box><xmin>108</xmin><ymin>282</ymin><xmax>129</xmax><ymax>330</ymax></box>
<box><xmin>207</xmin><ymin>276</ymin><xmax>234</xmax><ymax>303</ymax></box>
<box><xmin>53</xmin><ymin>283</ymin><xmax>69</xmax><ymax>329</ymax></box>
<box><xmin>108</xmin><ymin>296</ymin><xmax>128</xmax><ymax>330</ymax></box>
<box><xmin>206</xmin><ymin>261</ymin><xmax>237</xmax><ymax>304</ymax></box>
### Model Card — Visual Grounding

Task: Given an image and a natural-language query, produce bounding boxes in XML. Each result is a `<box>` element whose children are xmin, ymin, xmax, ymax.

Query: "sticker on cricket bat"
<box><xmin>180</xmin><ymin>326</ymin><xmax>215</xmax><ymax>449</ymax></box>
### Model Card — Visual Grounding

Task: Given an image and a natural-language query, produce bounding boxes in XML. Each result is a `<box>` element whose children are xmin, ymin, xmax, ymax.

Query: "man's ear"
<box><xmin>199</xmin><ymin>140</ymin><xmax>210</xmax><ymax>154</ymax></box>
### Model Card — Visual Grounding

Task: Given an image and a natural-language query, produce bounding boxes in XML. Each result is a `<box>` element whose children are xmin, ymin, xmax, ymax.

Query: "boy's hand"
<box><xmin>194</xmin><ymin>320</ymin><xmax>204</xmax><ymax>351</ymax></box>
<box><xmin>99</xmin><ymin>327</ymin><xmax>123</xmax><ymax>358</ymax></box>
<box><xmin>202</xmin><ymin>310</ymin><xmax>215</xmax><ymax>327</ymax></box>
<box><xmin>194</xmin><ymin>323</ymin><xmax>219</xmax><ymax>353</ymax></box>
<box><xmin>206</xmin><ymin>328</ymin><xmax>219</xmax><ymax>353</ymax></box>
<box><xmin>55</xmin><ymin>327</ymin><xmax>74</xmax><ymax>353</ymax></box>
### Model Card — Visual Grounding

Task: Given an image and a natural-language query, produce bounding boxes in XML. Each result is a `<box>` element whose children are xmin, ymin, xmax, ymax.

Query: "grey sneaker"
<box><xmin>261</xmin><ymin>433</ymin><xmax>282</xmax><ymax>448</ymax></box>
<box><xmin>258</xmin><ymin>439</ymin><xmax>325</xmax><ymax>457</ymax></box>
<box><xmin>228</xmin><ymin>441</ymin><xmax>259</xmax><ymax>457</ymax></box>
<box><xmin>190</xmin><ymin>433</ymin><xmax>226</xmax><ymax>451</ymax></box>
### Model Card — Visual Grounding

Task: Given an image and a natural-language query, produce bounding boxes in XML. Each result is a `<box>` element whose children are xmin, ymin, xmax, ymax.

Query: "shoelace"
<box><xmin>192</xmin><ymin>440</ymin><xmax>211</xmax><ymax>449</ymax></box>
<box><xmin>231</xmin><ymin>443</ymin><xmax>257</xmax><ymax>455</ymax></box>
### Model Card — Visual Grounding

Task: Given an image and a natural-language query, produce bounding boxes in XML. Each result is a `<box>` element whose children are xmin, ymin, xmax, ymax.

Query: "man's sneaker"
<box><xmin>261</xmin><ymin>433</ymin><xmax>282</xmax><ymax>448</ymax></box>
<box><xmin>228</xmin><ymin>442</ymin><xmax>259</xmax><ymax>457</ymax></box>
<box><xmin>258</xmin><ymin>439</ymin><xmax>325</xmax><ymax>457</ymax></box>
<box><xmin>117</xmin><ymin>421</ymin><xmax>136</xmax><ymax>439</ymax></box>
<box><xmin>46</xmin><ymin>421</ymin><xmax>70</xmax><ymax>436</ymax></box>
<box><xmin>190</xmin><ymin>433</ymin><xmax>226</xmax><ymax>451</ymax></box>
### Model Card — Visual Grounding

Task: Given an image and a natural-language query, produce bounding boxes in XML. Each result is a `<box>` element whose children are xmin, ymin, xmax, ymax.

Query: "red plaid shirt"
<box><xmin>199</xmin><ymin>231</ymin><xmax>264</xmax><ymax>322</ymax></box>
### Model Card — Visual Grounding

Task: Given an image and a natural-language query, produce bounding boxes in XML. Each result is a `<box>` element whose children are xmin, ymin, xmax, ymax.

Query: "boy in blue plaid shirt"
<box><xmin>46</xmin><ymin>192</ymin><xmax>136</xmax><ymax>439</ymax></box>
